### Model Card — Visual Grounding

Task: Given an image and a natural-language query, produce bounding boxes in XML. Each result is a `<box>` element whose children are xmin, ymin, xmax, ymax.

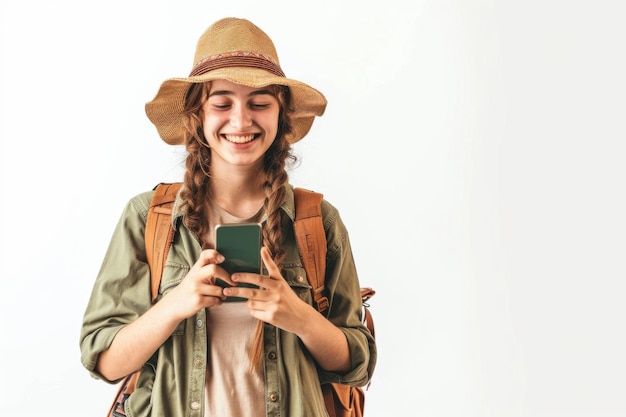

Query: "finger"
<box><xmin>200</xmin><ymin>285</ymin><xmax>228</xmax><ymax>300</ymax></box>
<box><xmin>260</xmin><ymin>246</ymin><xmax>281</xmax><ymax>280</ymax></box>
<box><xmin>202</xmin><ymin>296</ymin><xmax>225</xmax><ymax>308</ymax></box>
<box><xmin>195</xmin><ymin>249</ymin><xmax>225</xmax><ymax>267</ymax></box>
<box><xmin>203</xmin><ymin>265</ymin><xmax>237</xmax><ymax>287</ymax></box>
<box><xmin>194</xmin><ymin>251</ymin><xmax>236</xmax><ymax>287</ymax></box>
<box><xmin>223</xmin><ymin>284</ymin><xmax>264</xmax><ymax>301</ymax></box>
<box><xmin>231</xmin><ymin>272</ymin><xmax>265</xmax><ymax>288</ymax></box>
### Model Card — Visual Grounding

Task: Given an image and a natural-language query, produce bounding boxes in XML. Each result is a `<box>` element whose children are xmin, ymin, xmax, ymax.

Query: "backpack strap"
<box><xmin>294</xmin><ymin>187</ymin><xmax>376</xmax><ymax>393</ymax></box>
<box><xmin>293</xmin><ymin>187</ymin><xmax>329</xmax><ymax>313</ymax></box>
<box><xmin>145</xmin><ymin>182</ymin><xmax>182</xmax><ymax>304</ymax></box>
<box><xmin>293</xmin><ymin>188</ymin><xmax>376</xmax><ymax>337</ymax></box>
<box><xmin>107</xmin><ymin>183</ymin><xmax>182</xmax><ymax>417</ymax></box>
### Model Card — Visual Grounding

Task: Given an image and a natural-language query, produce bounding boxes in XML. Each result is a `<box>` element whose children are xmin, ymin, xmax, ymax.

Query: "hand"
<box><xmin>223</xmin><ymin>247</ymin><xmax>314</xmax><ymax>334</ymax></box>
<box><xmin>163</xmin><ymin>249</ymin><xmax>236</xmax><ymax>320</ymax></box>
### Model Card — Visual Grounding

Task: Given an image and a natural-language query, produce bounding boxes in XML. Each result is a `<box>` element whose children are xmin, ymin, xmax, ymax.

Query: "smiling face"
<box><xmin>202</xmin><ymin>79</ymin><xmax>281</xmax><ymax>171</ymax></box>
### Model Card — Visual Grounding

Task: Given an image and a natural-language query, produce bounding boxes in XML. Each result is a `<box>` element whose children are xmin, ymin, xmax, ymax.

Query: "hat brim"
<box><xmin>145</xmin><ymin>67</ymin><xmax>327</xmax><ymax>145</ymax></box>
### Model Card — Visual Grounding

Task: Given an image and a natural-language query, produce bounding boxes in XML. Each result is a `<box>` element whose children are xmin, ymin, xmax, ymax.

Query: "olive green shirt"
<box><xmin>80</xmin><ymin>184</ymin><xmax>376</xmax><ymax>417</ymax></box>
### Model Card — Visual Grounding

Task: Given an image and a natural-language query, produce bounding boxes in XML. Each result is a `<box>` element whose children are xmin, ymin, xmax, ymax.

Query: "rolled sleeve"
<box><xmin>79</xmin><ymin>191</ymin><xmax>154</xmax><ymax>382</ymax></box>
<box><xmin>316</xmin><ymin>201</ymin><xmax>377</xmax><ymax>387</ymax></box>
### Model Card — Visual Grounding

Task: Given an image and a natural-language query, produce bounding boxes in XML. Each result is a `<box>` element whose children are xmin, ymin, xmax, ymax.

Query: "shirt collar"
<box><xmin>170</xmin><ymin>183</ymin><xmax>297</xmax><ymax>230</ymax></box>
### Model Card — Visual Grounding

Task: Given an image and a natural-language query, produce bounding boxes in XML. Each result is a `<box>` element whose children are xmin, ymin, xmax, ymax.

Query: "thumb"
<box><xmin>260</xmin><ymin>246</ymin><xmax>281</xmax><ymax>280</ymax></box>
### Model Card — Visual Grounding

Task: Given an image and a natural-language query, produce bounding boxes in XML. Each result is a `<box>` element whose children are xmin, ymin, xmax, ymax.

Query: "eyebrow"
<box><xmin>208</xmin><ymin>89</ymin><xmax>274</xmax><ymax>98</ymax></box>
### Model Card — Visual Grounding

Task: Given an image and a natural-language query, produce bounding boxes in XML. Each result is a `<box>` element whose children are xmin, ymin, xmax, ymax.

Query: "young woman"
<box><xmin>80</xmin><ymin>17</ymin><xmax>376</xmax><ymax>417</ymax></box>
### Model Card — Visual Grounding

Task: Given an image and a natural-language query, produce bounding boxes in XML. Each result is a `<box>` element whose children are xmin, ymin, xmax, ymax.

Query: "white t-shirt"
<box><xmin>204</xmin><ymin>201</ymin><xmax>266</xmax><ymax>417</ymax></box>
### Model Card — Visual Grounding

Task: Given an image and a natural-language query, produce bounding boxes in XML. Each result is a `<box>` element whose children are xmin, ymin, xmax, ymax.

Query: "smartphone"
<box><xmin>215</xmin><ymin>223</ymin><xmax>262</xmax><ymax>301</ymax></box>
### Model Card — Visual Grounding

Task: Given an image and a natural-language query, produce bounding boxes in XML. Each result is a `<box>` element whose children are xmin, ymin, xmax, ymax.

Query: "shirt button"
<box><xmin>196</xmin><ymin>319</ymin><xmax>203</xmax><ymax>328</ymax></box>
<box><xmin>190</xmin><ymin>401</ymin><xmax>200</xmax><ymax>410</ymax></box>
<box><xmin>267</xmin><ymin>351</ymin><xmax>277</xmax><ymax>360</ymax></box>
<box><xmin>296</xmin><ymin>275</ymin><xmax>305</xmax><ymax>282</ymax></box>
<box><xmin>269</xmin><ymin>392</ymin><xmax>279</xmax><ymax>402</ymax></box>
<box><xmin>194</xmin><ymin>358</ymin><xmax>204</xmax><ymax>368</ymax></box>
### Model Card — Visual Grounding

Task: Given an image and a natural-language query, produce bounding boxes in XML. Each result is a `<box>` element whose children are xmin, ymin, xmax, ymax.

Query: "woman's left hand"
<box><xmin>226</xmin><ymin>246</ymin><xmax>351</xmax><ymax>371</ymax></box>
<box><xmin>223</xmin><ymin>246</ymin><xmax>314</xmax><ymax>334</ymax></box>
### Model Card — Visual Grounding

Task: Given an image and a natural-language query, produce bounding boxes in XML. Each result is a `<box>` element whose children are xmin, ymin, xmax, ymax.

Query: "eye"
<box><xmin>209</xmin><ymin>101</ymin><xmax>231</xmax><ymax>110</ymax></box>
<box><xmin>249</xmin><ymin>102</ymin><xmax>271</xmax><ymax>110</ymax></box>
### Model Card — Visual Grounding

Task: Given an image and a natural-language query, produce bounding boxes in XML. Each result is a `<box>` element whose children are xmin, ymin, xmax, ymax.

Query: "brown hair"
<box><xmin>180</xmin><ymin>81</ymin><xmax>296</xmax><ymax>369</ymax></box>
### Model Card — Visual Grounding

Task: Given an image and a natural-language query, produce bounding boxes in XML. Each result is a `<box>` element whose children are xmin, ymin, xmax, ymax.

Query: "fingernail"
<box><xmin>217</xmin><ymin>255</ymin><xmax>225</xmax><ymax>263</ymax></box>
<box><xmin>232</xmin><ymin>273</ymin><xmax>239</xmax><ymax>281</ymax></box>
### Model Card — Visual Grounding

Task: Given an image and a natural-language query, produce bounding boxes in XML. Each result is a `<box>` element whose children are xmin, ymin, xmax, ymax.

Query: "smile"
<box><xmin>224</xmin><ymin>134</ymin><xmax>257</xmax><ymax>144</ymax></box>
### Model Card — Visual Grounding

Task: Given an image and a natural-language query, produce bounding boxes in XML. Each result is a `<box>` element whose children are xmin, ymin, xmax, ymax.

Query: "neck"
<box><xmin>209</xmin><ymin>164</ymin><xmax>267</xmax><ymax>218</ymax></box>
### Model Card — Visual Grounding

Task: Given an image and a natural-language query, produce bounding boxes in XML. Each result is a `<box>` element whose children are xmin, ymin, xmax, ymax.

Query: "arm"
<box><xmin>226</xmin><ymin>247</ymin><xmax>351</xmax><ymax>372</ymax></box>
<box><xmin>222</xmin><ymin>201</ymin><xmax>376</xmax><ymax>382</ymax></box>
<box><xmin>80</xmin><ymin>193</ymin><xmax>235</xmax><ymax>381</ymax></box>
<box><xmin>97</xmin><ymin>248</ymin><xmax>237</xmax><ymax>381</ymax></box>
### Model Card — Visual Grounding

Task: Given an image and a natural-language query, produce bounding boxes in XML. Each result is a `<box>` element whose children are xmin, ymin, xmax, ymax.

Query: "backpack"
<box><xmin>107</xmin><ymin>182</ymin><xmax>375</xmax><ymax>417</ymax></box>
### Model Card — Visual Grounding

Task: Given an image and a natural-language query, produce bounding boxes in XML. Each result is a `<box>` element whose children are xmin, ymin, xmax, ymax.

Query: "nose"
<box><xmin>230</xmin><ymin>104</ymin><xmax>252</xmax><ymax>129</ymax></box>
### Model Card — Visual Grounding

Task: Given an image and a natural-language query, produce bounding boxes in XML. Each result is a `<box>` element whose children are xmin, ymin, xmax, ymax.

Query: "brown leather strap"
<box><xmin>293</xmin><ymin>187</ymin><xmax>328</xmax><ymax>313</ymax></box>
<box><xmin>107</xmin><ymin>371</ymin><xmax>140</xmax><ymax>416</ymax></box>
<box><xmin>145</xmin><ymin>182</ymin><xmax>182</xmax><ymax>303</ymax></box>
<box><xmin>107</xmin><ymin>183</ymin><xmax>182</xmax><ymax>416</ymax></box>
<box><xmin>322</xmin><ymin>384</ymin><xmax>338</xmax><ymax>416</ymax></box>
<box><xmin>294</xmin><ymin>189</ymin><xmax>377</xmax><ymax>342</ymax></box>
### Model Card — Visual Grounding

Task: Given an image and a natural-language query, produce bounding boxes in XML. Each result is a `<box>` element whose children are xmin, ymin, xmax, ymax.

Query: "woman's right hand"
<box><xmin>162</xmin><ymin>249</ymin><xmax>237</xmax><ymax>320</ymax></box>
<box><xmin>98</xmin><ymin>249</ymin><xmax>236</xmax><ymax>380</ymax></box>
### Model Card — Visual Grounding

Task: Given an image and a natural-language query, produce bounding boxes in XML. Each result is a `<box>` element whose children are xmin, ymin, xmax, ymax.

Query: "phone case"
<box><xmin>215</xmin><ymin>223</ymin><xmax>262</xmax><ymax>301</ymax></box>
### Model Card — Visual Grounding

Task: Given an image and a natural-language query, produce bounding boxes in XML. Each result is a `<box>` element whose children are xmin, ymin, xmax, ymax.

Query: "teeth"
<box><xmin>225</xmin><ymin>134</ymin><xmax>255</xmax><ymax>143</ymax></box>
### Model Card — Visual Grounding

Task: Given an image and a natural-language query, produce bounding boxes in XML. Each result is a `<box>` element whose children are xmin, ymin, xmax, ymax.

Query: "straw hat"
<box><xmin>145</xmin><ymin>17</ymin><xmax>327</xmax><ymax>145</ymax></box>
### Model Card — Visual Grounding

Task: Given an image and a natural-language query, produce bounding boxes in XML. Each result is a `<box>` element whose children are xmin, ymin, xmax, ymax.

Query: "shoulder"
<box><xmin>127</xmin><ymin>189</ymin><xmax>155</xmax><ymax>219</ymax></box>
<box><xmin>284</xmin><ymin>184</ymin><xmax>337</xmax><ymax>219</ymax></box>
<box><xmin>114</xmin><ymin>187</ymin><xmax>158</xmax><ymax>226</ymax></box>
<box><xmin>285</xmin><ymin>183</ymin><xmax>341</xmax><ymax>218</ymax></box>
<box><xmin>287</xmin><ymin>184</ymin><xmax>347</xmax><ymax>239</ymax></box>
<box><xmin>320</xmin><ymin>197</ymin><xmax>340</xmax><ymax>230</ymax></box>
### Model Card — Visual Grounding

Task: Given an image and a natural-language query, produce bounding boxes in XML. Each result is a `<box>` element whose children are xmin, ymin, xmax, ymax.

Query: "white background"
<box><xmin>1</xmin><ymin>1</ymin><xmax>625</xmax><ymax>416</ymax></box>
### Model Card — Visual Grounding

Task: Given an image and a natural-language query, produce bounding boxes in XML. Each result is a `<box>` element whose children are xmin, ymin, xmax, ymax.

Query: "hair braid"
<box><xmin>261</xmin><ymin>145</ymin><xmax>290</xmax><ymax>264</ymax></box>
<box><xmin>179</xmin><ymin>83</ymin><xmax>213</xmax><ymax>245</ymax></box>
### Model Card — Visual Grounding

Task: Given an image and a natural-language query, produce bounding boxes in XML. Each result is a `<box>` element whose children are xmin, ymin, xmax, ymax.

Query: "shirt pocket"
<box><xmin>159</xmin><ymin>262</ymin><xmax>189</xmax><ymax>294</ymax></box>
<box><xmin>158</xmin><ymin>262</ymin><xmax>189</xmax><ymax>336</ymax></box>
<box><xmin>281</xmin><ymin>265</ymin><xmax>314</xmax><ymax>305</ymax></box>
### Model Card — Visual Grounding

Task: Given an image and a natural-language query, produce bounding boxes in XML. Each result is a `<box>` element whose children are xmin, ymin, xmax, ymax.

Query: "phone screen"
<box><xmin>215</xmin><ymin>223</ymin><xmax>262</xmax><ymax>301</ymax></box>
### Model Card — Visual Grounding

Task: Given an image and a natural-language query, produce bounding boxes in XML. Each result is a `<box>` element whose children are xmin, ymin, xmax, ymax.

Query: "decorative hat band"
<box><xmin>189</xmin><ymin>51</ymin><xmax>285</xmax><ymax>77</ymax></box>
